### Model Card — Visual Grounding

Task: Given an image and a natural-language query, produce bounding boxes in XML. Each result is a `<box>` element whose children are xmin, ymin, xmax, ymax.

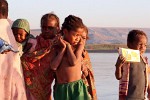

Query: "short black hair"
<box><xmin>127</xmin><ymin>29</ymin><xmax>148</xmax><ymax>44</ymax></box>
<box><xmin>41</xmin><ymin>13</ymin><xmax>59</xmax><ymax>28</ymax></box>
<box><xmin>62</xmin><ymin>15</ymin><xmax>84</xmax><ymax>32</ymax></box>
<box><xmin>0</xmin><ymin>0</ymin><xmax>8</xmax><ymax>17</ymax></box>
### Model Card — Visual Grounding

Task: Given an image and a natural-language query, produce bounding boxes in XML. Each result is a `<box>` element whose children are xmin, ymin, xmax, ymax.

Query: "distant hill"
<box><xmin>31</xmin><ymin>27</ymin><xmax>150</xmax><ymax>44</ymax></box>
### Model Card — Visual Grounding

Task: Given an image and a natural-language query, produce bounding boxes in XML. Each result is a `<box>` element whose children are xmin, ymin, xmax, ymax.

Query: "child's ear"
<box><xmin>127</xmin><ymin>42</ymin><xmax>132</xmax><ymax>48</ymax></box>
<box><xmin>26</xmin><ymin>33</ymin><xmax>29</xmax><ymax>38</ymax></box>
<box><xmin>56</xmin><ymin>27</ymin><xmax>60</xmax><ymax>32</ymax></box>
<box><xmin>63</xmin><ymin>29</ymin><xmax>68</xmax><ymax>35</ymax></box>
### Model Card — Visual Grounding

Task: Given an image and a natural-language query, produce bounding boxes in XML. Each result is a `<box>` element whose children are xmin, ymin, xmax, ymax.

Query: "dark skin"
<box><xmin>0</xmin><ymin>9</ymin><xmax>7</xmax><ymax>19</ymax></box>
<box><xmin>50</xmin><ymin>28</ymin><xmax>85</xmax><ymax>83</ymax></box>
<box><xmin>41</xmin><ymin>19</ymin><xmax>59</xmax><ymax>40</ymax></box>
<box><xmin>115</xmin><ymin>35</ymin><xmax>147</xmax><ymax>80</ymax></box>
<box><xmin>12</xmin><ymin>28</ymin><xmax>28</xmax><ymax>43</ymax></box>
<box><xmin>27</xmin><ymin>17</ymin><xmax>60</xmax><ymax>53</ymax></box>
<box><xmin>0</xmin><ymin>0</ymin><xmax>8</xmax><ymax>19</ymax></box>
<box><xmin>0</xmin><ymin>14</ymin><xmax>7</xmax><ymax>19</ymax></box>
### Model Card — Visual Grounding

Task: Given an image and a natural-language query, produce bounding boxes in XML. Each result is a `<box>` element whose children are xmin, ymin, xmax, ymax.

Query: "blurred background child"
<box><xmin>81</xmin><ymin>26</ymin><xmax>97</xmax><ymax>100</ymax></box>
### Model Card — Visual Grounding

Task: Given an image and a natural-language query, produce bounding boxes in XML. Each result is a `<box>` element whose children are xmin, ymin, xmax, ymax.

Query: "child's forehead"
<box><xmin>70</xmin><ymin>28</ymin><xmax>84</xmax><ymax>34</ymax></box>
<box><xmin>133</xmin><ymin>35</ymin><xmax>147</xmax><ymax>43</ymax></box>
<box><xmin>42</xmin><ymin>19</ymin><xmax>57</xmax><ymax>26</ymax></box>
<box><xmin>77</xmin><ymin>28</ymin><xmax>84</xmax><ymax>32</ymax></box>
<box><xmin>43</xmin><ymin>20</ymin><xmax>56</xmax><ymax>25</ymax></box>
<box><xmin>12</xmin><ymin>27</ymin><xmax>27</xmax><ymax>32</ymax></box>
<box><xmin>136</xmin><ymin>34</ymin><xmax>147</xmax><ymax>39</ymax></box>
<box><xmin>43</xmin><ymin>16</ymin><xmax>57</xmax><ymax>22</ymax></box>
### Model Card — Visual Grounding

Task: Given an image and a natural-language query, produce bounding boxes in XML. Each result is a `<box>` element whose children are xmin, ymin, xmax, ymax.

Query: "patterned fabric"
<box><xmin>119</xmin><ymin>56</ymin><xmax>149</xmax><ymax>100</ymax></box>
<box><xmin>21</xmin><ymin>35</ymin><xmax>54</xmax><ymax>100</ymax></box>
<box><xmin>81</xmin><ymin>50</ymin><xmax>97</xmax><ymax>100</ymax></box>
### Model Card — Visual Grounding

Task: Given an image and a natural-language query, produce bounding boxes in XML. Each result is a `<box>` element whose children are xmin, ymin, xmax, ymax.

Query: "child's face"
<box><xmin>41</xmin><ymin>19</ymin><xmax>58</xmax><ymax>39</ymax></box>
<box><xmin>81</xmin><ymin>31</ymin><xmax>87</xmax><ymax>40</ymax></box>
<box><xmin>64</xmin><ymin>28</ymin><xmax>84</xmax><ymax>46</ymax></box>
<box><xmin>12</xmin><ymin>28</ymin><xmax>28</xmax><ymax>43</ymax></box>
<box><xmin>129</xmin><ymin>35</ymin><xmax>147</xmax><ymax>55</ymax></box>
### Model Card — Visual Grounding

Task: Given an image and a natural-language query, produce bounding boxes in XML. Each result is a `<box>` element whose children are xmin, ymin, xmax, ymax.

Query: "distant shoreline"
<box><xmin>87</xmin><ymin>49</ymin><xmax>150</xmax><ymax>53</ymax></box>
<box><xmin>87</xmin><ymin>50</ymin><xmax>117</xmax><ymax>53</ymax></box>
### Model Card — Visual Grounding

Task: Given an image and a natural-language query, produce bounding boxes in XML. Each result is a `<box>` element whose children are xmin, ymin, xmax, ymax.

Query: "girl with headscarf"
<box><xmin>11</xmin><ymin>19</ymin><xmax>35</xmax><ymax>56</ymax></box>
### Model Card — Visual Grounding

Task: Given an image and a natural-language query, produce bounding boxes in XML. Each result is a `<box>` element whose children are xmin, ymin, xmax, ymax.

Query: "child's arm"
<box><xmin>115</xmin><ymin>55</ymin><xmax>126</xmax><ymax>80</ymax></box>
<box><xmin>66</xmin><ymin>38</ymin><xmax>85</xmax><ymax>66</ymax></box>
<box><xmin>50</xmin><ymin>37</ymin><xmax>66</xmax><ymax>70</ymax></box>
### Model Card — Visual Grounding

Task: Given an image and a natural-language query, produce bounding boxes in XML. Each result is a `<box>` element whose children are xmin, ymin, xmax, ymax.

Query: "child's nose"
<box><xmin>140</xmin><ymin>45</ymin><xmax>146</xmax><ymax>50</ymax></box>
<box><xmin>16</xmin><ymin>35</ymin><xmax>20</xmax><ymax>38</ymax></box>
<box><xmin>76</xmin><ymin>36</ymin><xmax>80</xmax><ymax>41</ymax></box>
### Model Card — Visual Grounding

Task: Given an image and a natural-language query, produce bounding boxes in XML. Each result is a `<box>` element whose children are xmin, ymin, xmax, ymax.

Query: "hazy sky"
<box><xmin>7</xmin><ymin>0</ymin><xmax>150</xmax><ymax>29</ymax></box>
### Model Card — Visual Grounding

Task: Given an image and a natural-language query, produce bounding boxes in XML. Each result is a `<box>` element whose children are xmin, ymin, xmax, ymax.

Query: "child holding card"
<box><xmin>115</xmin><ymin>30</ymin><xmax>150</xmax><ymax>100</ymax></box>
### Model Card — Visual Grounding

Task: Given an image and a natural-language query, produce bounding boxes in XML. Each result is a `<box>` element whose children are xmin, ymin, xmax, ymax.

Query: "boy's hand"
<box><xmin>115</xmin><ymin>55</ymin><xmax>126</xmax><ymax>68</ymax></box>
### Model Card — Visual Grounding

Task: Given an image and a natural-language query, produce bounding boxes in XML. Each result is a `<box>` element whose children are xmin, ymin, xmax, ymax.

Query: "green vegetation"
<box><xmin>85</xmin><ymin>44</ymin><xmax>150</xmax><ymax>50</ymax></box>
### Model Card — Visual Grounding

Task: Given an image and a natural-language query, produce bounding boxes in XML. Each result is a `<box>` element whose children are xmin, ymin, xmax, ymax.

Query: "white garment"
<box><xmin>0</xmin><ymin>19</ymin><xmax>27</xmax><ymax>100</ymax></box>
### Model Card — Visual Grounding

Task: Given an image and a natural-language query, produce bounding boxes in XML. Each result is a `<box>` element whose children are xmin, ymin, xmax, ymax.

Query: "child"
<box><xmin>115</xmin><ymin>30</ymin><xmax>150</xmax><ymax>100</ymax></box>
<box><xmin>50</xmin><ymin>15</ymin><xmax>90</xmax><ymax>100</ymax></box>
<box><xmin>81</xmin><ymin>26</ymin><xmax>97</xmax><ymax>100</ymax></box>
<box><xmin>21</xmin><ymin>13</ymin><xmax>60</xmax><ymax>100</ymax></box>
<box><xmin>11</xmin><ymin>18</ymin><xmax>34</xmax><ymax>56</ymax></box>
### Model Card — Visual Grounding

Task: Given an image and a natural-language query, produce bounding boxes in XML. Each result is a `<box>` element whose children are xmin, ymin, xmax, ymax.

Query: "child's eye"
<box><xmin>76</xmin><ymin>34</ymin><xmax>80</xmax><ymax>36</ymax></box>
<box><xmin>145</xmin><ymin>44</ymin><xmax>147</xmax><ymax>47</ymax></box>
<box><xmin>138</xmin><ymin>43</ymin><xmax>147</xmax><ymax>47</ymax></box>
<box><xmin>82</xmin><ymin>37</ymin><xmax>86</xmax><ymax>39</ymax></box>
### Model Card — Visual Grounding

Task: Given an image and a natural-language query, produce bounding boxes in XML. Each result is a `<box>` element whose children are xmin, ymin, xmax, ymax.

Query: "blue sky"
<box><xmin>7</xmin><ymin>0</ymin><xmax>150</xmax><ymax>29</ymax></box>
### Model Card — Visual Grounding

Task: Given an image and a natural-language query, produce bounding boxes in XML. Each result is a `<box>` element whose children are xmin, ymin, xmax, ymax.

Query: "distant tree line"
<box><xmin>85</xmin><ymin>44</ymin><xmax>150</xmax><ymax>50</ymax></box>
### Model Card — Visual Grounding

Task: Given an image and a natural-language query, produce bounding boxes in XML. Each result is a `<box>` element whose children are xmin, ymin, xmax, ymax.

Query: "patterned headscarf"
<box><xmin>11</xmin><ymin>19</ymin><xmax>30</xmax><ymax>34</ymax></box>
